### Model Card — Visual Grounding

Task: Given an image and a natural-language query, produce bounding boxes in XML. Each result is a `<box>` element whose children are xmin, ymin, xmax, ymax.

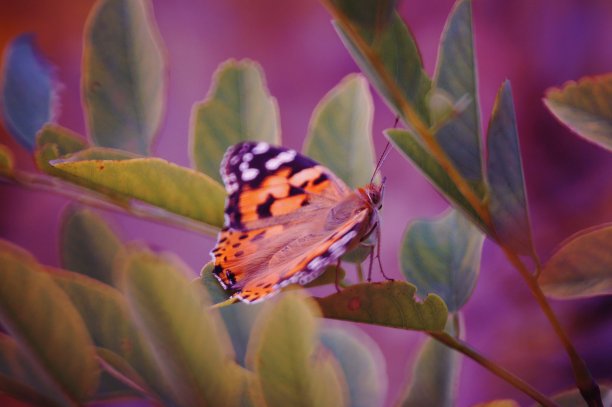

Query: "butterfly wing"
<box><xmin>210</xmin><ymin>142</ymin><xmax>372</xmax><ymax>302</ymax></box>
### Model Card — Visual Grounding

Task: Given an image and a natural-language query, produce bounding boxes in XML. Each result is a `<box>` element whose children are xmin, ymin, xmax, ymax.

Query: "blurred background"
<box><xmin>1</xmin><ymin>0</ymin><xmax>611</xmax><ymax>405</ymax></box>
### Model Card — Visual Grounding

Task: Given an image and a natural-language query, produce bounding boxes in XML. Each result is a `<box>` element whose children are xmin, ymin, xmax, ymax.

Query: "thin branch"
<box><xmin>502</xmin><ymin>248</ymin><xmax>602</xmax><ymax>407</ymax></box>
<box><xmin>429</xmin><ymin>331</ymin><xmax>558</xmax><ymax>407</ymax></box>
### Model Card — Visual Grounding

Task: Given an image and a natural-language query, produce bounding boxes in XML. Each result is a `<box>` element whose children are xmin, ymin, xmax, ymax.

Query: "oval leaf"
<box><xmin>0</xmin><ymin>144</ymin><xmax>14</xmax><ymax>175</ymax></box>
<box><xmin>400</xmin><ymin>209</ymin><xmax>484</xmax><ymax>312</ymax></box>
<box><xmin>49</xmin><ymin>269</ymin><xmax>170</xmax><ymax>403</ymax></box>
<box><xmin>119</xmin><ymin>247</ymin><xmax>242</xmax><ymax>407</ymax></box>
<box><xmin>35</xmin><ymin>124</ymin><xmax>88</xmax><ymax>154</ymax></box>
<box><xmin>433</xmin><ymin>0</ymin><xmax>484</xmax><ymax>192</ymax></box>
<box><xmin>539</xmin><ymin>224</ymin><xmax>612</xmax><ymax>299</ymax></box>
<box><xmin>60</xmin><ymin>207</ymin><xmax>123</xmax><ymax>285</ymax></box>
<box><xmin>328</xmin><ymin>4</ymin><xmax>431</xmax><ymax>124</ymax></box>
<box><xmin>51</xmin><ymin>157</ymin><xmax>225</xmax><ymax>228</ymax></box>
<box><xmin>320</xmin><ymin>325</ymin><xmax>387</xmax><ymax>407</ymax></box>
<box><xmin>246</xmin><ymin>291</ymin><xmax>346</xmax><ymax>407</ymax></box>
<box><xmin>314</xmin><ymin>281</ymin><xmax>448</xmax><ymax>331</ymax></box>
<box><xmin>0</xmin><ymin>34</ymin><xmax>58</xmax><ymax>151</ymax></box>
<box><xmin>544</xmin><ymin>73</ymin><xmax>612</xmax><ymax>151</ymax></box>
<box><xmin>83</xmin><ymin>0</ymin><xmax>166</xmax><ymax>154</ymax></box>
<box><xmin>385</xmin><ymin>128</ymin><xmax>488</xmax><ymax>231</ymax></box>
<box><xmin>191</xmin><ymin>59</ymin><xmax>280</xmax><ymax>183</ymax></box>
<box><xmin>399</xmin><ymin>316</ymin><xmax>461</xmax><ymax>407</ymax></box>
<box><xmin>303</xmin><ymin>74</ymin><xmax>376</xmax><ymax>188</ymax></box>
<box><xmin>0</xmin><ymin>334</ymin><xmax>62</xmax><ymax>407</ymax></box>
<box><xmin>0</xmin><ymin>240</ymin><xmax>99</xmax><ymax>405</ymax></box>
<box><xmin>486</xmin><ymin>81</ymin><xmax>535</xmax><ymax>255</ymax></box>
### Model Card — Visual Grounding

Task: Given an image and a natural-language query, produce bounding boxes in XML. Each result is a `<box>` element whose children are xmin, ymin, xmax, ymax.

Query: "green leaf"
<box><xmin>314</xmin><ymin>281</ymin><xmax>448</xmax><ymax>331</ymax></box>
<box><xmin>539</xmin><ymin>224</ymin><xmax>612</xmax><ymax>299</ymax></box>
<box><xmin>433</xmin><ymin>0</ymin><xmax>484</xmax><ymax>192</ymax></box>
<box><xmin>191</xmin><ymin>59</ymin><xmax>280</xmax><ymax>183</ymax></box>
<box><xmin>0</xmin><ymin>334</ymin><xmax>62</xmax><ymax>407</ymax></box>
<box><xmin>50</xmin><ymin>269</ymin><xmax>170</xmax><ymax>402</ymax></box>
<box><xmin>550</xmin><ymin>385</ymin><xmax>612</xmax><ymax>407</ymax></box>
<box><xmin>544</xmin><ymin>73</ymin><xmax>612</xmax><ymax>151</ymax></box>
<box><xmin>486</xmin><ymin>81</ymin><xmax>534</xmax><ymax>255</ymax></box>
<box><xmin>303</xmin><ymin>74</ymin><xmax>376</xmax><ymax>188</ymax></box>
<box><xmin>0</xmin><ymin>240</ymin><xmax>99</xmax><ymax>405</ymax></box>
<box><xmin>51</xmin><ymin>157</ymin><xmax>225</xmax><ymax>228</ymax></box>
<box><xmin>0</xmin><ymin>144</ymin><xmax>14</xmax><ymax>175</ymax></box>
<box><xmin>0</xmin><ymin>34</ymin><xmax>58</xmax><ymax>151</ymax></box>
<box><xmin>400</xmin><ymin>209</ymin><xmax>483</xmax><ymax>312</ymax></box>
<box><xmin>327</xmin><ymin>0</ymin><xmax>397</xmax><ymax>32</ymax></box>
<box><xmin>119</xmin><ymin>247</ymin><xmax>243</xmax><ymax>407</ymax></box>
<box><xmin>385</xmin><ymin>128</ymin><xmax>488</xmax><ymax>231</ymax></box>
<box><xmin>60</xmin><ymin>207</ymin><xmax>123</xmax><ymax>285</ymax></box>
<box><xmin>35</xmin><ymin>124</ymin><xmax>88</xmax><ymax>154</ymax></box>
<box><xmin>83</xmin><ymin>0</ymin><xmax>165</xmax><ymax>154</ymax></box>
<box><xmin>94</xmin><ymin>348</ymin><xmax>151</xmax><ymax>400</ymax></box>
<box><xmin>246</xmin><ymin>291</ymin><xmax>346</xmax><ymax>407</ymax></box>
<box><xmin>399</xmin><ymin>316</ymin><xmax>461</xmax><ymax>407</ymax></box>
<box><xmin>197</xmin><ymin>263</ymin><xmax>264</xmax><ymax>367</ymax></box>
<box><xmin>320</xmin><ymin>325</ymin><xmax>387</xmax><ymax>407</ymax></box>
<box><xmin>329</xmin><ymin>4</ymin><xmax>431</xmax><ymax>124</ymax></box>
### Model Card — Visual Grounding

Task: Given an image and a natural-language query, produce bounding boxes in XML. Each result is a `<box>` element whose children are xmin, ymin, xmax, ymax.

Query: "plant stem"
<box><xmin>1</xmin><ymin>170</ymin><xmax>219</xmax><ymax>237</ymax></box>
<box><xmin>429</xmin><ymin>331</ymin><xmax>558</xmax><ymax>407</ymax></box>
<box><xmin>502</xmin><ymin>249</ymin><xmax>602</xmax><ymax>406</ymax></box>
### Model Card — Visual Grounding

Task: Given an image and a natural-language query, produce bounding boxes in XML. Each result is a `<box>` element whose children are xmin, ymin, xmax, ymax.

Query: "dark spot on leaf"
<box><xmin>348</xmin><ymin>297</ymin><xmax>361</xmax><ymax>311</ymax></box>
<box><xmin>98</xmin><ymin>164</ymin><xmax>105</xmax><ymax>170</ymax></box>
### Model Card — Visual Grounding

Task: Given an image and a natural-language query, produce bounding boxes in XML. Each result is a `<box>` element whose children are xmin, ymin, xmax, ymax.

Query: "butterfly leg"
<box><xmin>334</xmin><ymin>258</ymin><xmax>342</xmax><ymax>293</ymax></box>
<box><xmin>367</xmin><ymin>246</ymin><xmax>375</xmax><ymax>282</ymax></box>
<box><xmin>375</xmin><ymin>224</ymin><xmax>394</xmax><ymax>281</ymax></box>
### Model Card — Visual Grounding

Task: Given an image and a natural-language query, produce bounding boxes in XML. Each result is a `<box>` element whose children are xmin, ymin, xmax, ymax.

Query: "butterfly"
<box><xmin>210</xmin><ymin>141</ymin><xmax>385</xmax><ymax>303</ymax></box>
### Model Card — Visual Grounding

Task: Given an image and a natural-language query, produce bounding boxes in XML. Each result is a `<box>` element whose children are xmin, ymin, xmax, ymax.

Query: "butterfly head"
<box><xmin>359</xmin><ymin>176</ymin><xmax>386</xmax><ymax>211</ymax></box>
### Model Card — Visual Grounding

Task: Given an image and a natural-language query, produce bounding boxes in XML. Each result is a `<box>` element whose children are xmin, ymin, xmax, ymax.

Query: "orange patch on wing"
<box><xmin>269</xmin><ymin>195</ymin><xmax>308</xmax><ymax>216</ymax></box>
<box><xmin>289</xmin><ymin>166</ymin><xmax>331</xmax><ymax>194</ymax></box>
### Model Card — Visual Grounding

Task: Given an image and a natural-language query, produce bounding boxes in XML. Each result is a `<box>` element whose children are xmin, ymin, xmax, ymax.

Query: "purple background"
<box><xmin>1</xmin><ymin>0</ymin><xmax>611</xmax><ymax>405</ymax></box>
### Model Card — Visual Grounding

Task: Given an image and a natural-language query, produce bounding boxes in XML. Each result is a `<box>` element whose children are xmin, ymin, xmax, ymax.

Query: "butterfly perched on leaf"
<box><xmin>210</xmin><ymin>141</ymin><xmax>385</xmax><ymax>303</ymax></box>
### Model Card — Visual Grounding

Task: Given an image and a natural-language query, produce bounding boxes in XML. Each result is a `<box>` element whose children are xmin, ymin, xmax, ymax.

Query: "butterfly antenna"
<box><xmin>370</xmin><ymin>141</ymin><xmax>392</xmax><ymax>184</ymax></box>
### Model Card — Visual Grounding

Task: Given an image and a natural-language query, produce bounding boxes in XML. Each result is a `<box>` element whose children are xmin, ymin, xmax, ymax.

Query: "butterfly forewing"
<box><xmin>211</xmin><ymin>141</ymin><xmax>377</xmax><ymax>303</ymax></box>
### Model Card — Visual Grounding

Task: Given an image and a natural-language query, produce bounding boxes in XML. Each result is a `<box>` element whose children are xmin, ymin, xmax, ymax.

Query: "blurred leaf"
<box><xmin>94</xmin><ymin>348</ymin><xmax>150</xmax><ymax>401</ymax></box>
<box><xmin>51</xmin><ymin>157</ymin><xmax>225</xmax><ymax>227</ymax></box>
<box><xmin>486</xmin><ymin>81</ymin><xmax>534</xmax><ymax>255</ymax></box>
<box><xmin>327</xmin><ymin>0</ymin><xmax>396</xmax><ymax>32</ymax></box>
<box><xmin>315</xmin><ymin>281</ymin><xmax>447</xmax><ymax>331</ymax></box>
<box><xmin>539</xmin><ymin>224</ymin><xmax>612</xmax><ymax>299</ymax></box>
<box><xmin>0</xmin><ymin>334</ymin><xmax>62</xmax><ymax>407</ymax></box>
<box><xmin>34</xmin><ymin>125</ymin><xmax>88</xmax><ymax>174</ymax></box>
<box><xmin>326</xmin><ymin>1</ymin><xmax>431</xmax><ymax>124</ymax></box>
<box><xmin>473</xmin><ymin>400</ymin><xmax>520</xmax><ymax>407</ymax></box>
<box><xmin>303</xmin><ymin>74</ymin><xmax>376</xmax><ymax>188</ymax></box>
<box><xmin>83</xmin><ymin>0</ymin><xmax>165</xmax><ymax>154</ymax></box>
<box><xmin>49</xmin><ymin>269</ymin><xmax>170</xmax><ymax>402</ymax></box>
<box><xmin>549</xmin><ymin>385</ymin><xmax>612</xmax><ymax>407</ymax></box>
<box><xmin>385</xmin><ymin>128</ymin><xmax>488</xmax><ymax>231</ymax></box>
<box><xmin>35</xmin><ymin>124</ymin><xmax>88</xmax><ymax>154</ymax></box>
<box><xmin>191</xmin><ymin>59</ymin><xmax>280</xmax><ymax>183</ymax></box>
<box><xmin>433</xmin><ymin>0</ymin><xmax>484</xmax><ymax>193</ymax></box>
<box><xmin>0</xmin><ymin>240</ymin><xmax>99</xmax><ymax>405</ymax></box>
<box><xmin>0</xmin><ymin>34</ymin><xmax>58</xmax><ymax>151</ymax></box>
<box><xmin>0</xmin><ymin>144</ymin><xmax>14</xmax><ymax>175</ymax></box>
<box><xmin>544</xmin><ymin>73</ymin><xmax>612</xmax><ymax>151</ymax></box>
<box><xmin>119</xmin><ymin>247</ymin><xmax>242</xmax><ymax>407</ymax></box>
<box><xmin>320</xmin><ymin>325</ymin><xmax>387</xmax><ymax>407</ymax></box>
<box><xmin>197</xmin><ymin>263</ymin><xmax>264</xmax><ymax>367</ymax></box>
<box><xmin>60</xmin><ymin>207</ymin><xmax>122</xmax><ymax>285</ymax></box>
<box><xmin>400</xmin><ymin>209</ymin><xmax>483</xmax><ymax>312</ymax></box>
<box><xmin>247</xmin><ymin>292</ymin><xmax>346</xmax><ymax>407</ymax></box>
<box><xmin>399</xmin><ymin>316</ymin><xmax>461</xmax><ymax>407</ymax></box>
<box><xmin>341</xmin><ymin>244</ymin><xmax>371</xmax><ymax>264</ymax></box>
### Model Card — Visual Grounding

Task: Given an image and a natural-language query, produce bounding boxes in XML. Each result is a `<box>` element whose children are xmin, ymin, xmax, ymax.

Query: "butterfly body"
<box><xmin>210</xmin><ymin>141</ymin><xmax>383</xmax><ymax>303</ymax></box>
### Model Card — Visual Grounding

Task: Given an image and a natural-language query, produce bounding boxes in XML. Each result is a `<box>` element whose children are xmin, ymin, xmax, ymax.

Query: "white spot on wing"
<box><xmin>265</xmin><ymin>150</ymin><xmax>297</xmax><ymax>170</ymax></box>
<box><xmin>242</xmin><ymin>168</ymin><xmax>259</xmax><ymax>181</ymax></box>
<box><xmin>252</xmin><ymin>142</ymin><xmax>270</xmax><ymax>154</ymax></box>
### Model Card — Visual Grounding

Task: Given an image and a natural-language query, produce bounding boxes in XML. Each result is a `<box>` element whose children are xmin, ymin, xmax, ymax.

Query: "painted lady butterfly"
<box><xmin>210</xmin><ymin>141</ymin><xmax>384</xmax><ymax>303</ymax></box>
